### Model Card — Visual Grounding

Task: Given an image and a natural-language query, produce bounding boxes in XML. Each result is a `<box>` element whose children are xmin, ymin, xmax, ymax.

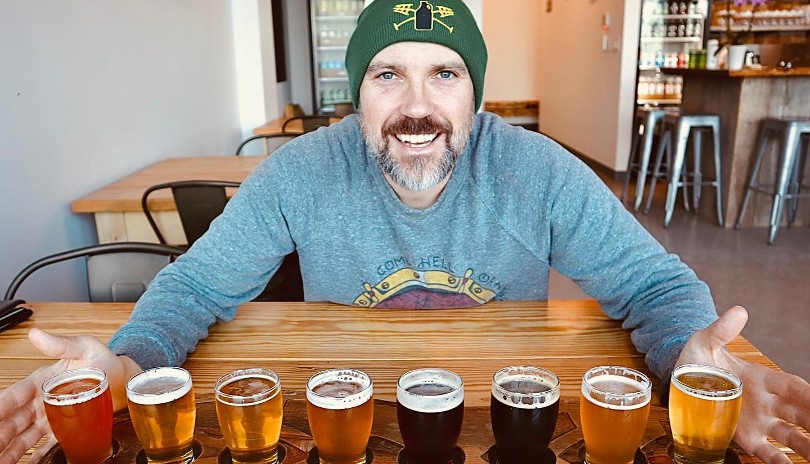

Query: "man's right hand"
<box><xmin>0</xmin><ymin>328</ymin><xmax>141</xmax><ymax>463</ymax></box>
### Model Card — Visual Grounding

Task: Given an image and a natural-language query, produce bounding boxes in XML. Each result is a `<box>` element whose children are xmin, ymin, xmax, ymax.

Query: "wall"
<box><xmin>0</xmin><ymin>0</ymin><xmax>241</xmax><ymax>300</ymax></box>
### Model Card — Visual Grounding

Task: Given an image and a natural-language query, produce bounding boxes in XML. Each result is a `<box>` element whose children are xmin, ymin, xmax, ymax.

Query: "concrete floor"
<box><xmin>548</xmin><ymin>175</ymin><xmax>810</xmax><ymax>381</ymax></box>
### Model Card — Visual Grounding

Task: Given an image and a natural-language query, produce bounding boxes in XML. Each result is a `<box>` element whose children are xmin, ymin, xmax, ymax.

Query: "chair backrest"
<box><xmin>141</xmin><ymin>180</ymin><xmax>241</xmax><ymax>246</ymax></box>
<box><xmin>281</xmin><ymin>115</ymin><xmax>334</xmax><ymax>134</ymax></box>
<box><xmin>234</xmin><ymin>133</ymin><xmax>299</xmax><ymax>156</ymax></box>
<box><xmin>4</xmin><ymin>242</ymin><xmax>185</xmax><ymax>302</ymax></box>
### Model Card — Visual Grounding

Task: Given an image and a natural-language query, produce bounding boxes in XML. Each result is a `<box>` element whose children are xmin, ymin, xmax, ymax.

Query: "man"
<box><xmin>1</xmin><ymin>0</ymin><xmax>808</xmax><ymax>462</ymax></box>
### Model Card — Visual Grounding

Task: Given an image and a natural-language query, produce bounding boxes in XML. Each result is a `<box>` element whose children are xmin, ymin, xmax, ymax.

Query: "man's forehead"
<box><xmin>367</xmin><ymin>41</ymin><xmax>467</xmax><ymax>69</ymax></box>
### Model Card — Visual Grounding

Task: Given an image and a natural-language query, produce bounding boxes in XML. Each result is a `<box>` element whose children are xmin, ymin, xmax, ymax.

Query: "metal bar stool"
<box><xmin>735</xmin><ymin>118</ymin><xmax>810</xmax><ymax>244</ymax></box>
<box><xmin>644</xmin><ymin>112</ymin><xmax>724</xmax><ymax>227</ymax></box>
<box><xmin>621</xmin><ymin>107</ymin><xmax>678</xmax><ymax>211</ymax></box>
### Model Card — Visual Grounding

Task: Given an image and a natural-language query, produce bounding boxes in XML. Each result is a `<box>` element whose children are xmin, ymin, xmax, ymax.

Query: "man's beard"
<box><xmin>360</xmin><ymin>112</ymin><xmax>474</xmax><ymax>192</ymax></box>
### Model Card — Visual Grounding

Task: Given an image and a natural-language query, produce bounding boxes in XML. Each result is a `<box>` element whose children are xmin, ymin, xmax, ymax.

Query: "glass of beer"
<box><xmin>396</xmin><ymin>368</ymin><xmax>465</xmax><ymax>464</ymax></box>
<box><xmin>42</xmin><ymin>367</ymin><xmax>114</xmax><ymax>464</ymax></box>
<box><xmin>490</xmin><ymin>366</ymin><xmax>560</xmax><ymax>464</ymax></box>
<box><xmin>306</xmin><ymin>368</ymin><xmax>374</xmax><ymax>464</ymax></box>
<box><xmin>669</xmin><ymin>364</ymin><xmax>743</xmax><ymax>464</ymax></box>
<box><xmin>580</xmin><ymin>366</ymin><xmax>652</xmax><ymax>464</ymax></box>
<box><xmin>126</xmin><ymin>367</ymin><xmax>197</xmax><ymax>464</ymax></box>
<box><xmin>215</xmin><ymin>368</ymin><xmax>284</xmax><ymax>464</ymax></box>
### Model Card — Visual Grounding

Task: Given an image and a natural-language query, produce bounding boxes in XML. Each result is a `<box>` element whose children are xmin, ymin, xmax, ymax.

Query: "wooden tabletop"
<box><xmin>253</xmin><ymin>116</ymin><xmax>342</xmax><ymax>136</ymax></box>
<box><xmin>71</xmin><ymin>156</ymin><xmax>262</xmax><ymax>214</ymax></box>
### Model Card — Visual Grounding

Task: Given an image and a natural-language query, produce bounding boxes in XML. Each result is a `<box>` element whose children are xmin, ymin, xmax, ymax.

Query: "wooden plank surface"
<box><xmin>70</xmin><ymin>156</ymin><xmax>261</xmax><ymax>214</ymax></box>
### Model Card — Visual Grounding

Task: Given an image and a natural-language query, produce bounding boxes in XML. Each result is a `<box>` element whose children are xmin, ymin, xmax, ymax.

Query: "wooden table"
<box><xmin>71</xmin><ymin>156</ymin><xmax>262</xmax><ymax>244</ymax></box>
<box><xmin>253</xmin><ymin>116</ymin><xmax>341</xmax><ymax>136</ymax></box>
<box><xmin>3</xmin><ymin>300</ymin><xmax>802</xmax><ymax>463</ymax></box>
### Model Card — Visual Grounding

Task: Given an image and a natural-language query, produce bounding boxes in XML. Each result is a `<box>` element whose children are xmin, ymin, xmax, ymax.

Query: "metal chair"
<box><xmin>141</xmin><ymin>180</ymin><xmax>241</xmax><ymax>246</ymax></box>
<box><xmin>281</xmin><ymin>115</ymin><xmax>333</xmax><ymax>134</ymax></box>
<box><xmin>4</xmin><ymin>242</ymin><xmax>185</xmax><ymax>302</ymax></box>
<box><xmin>621</xmin><ymin>107</ymin><xmax>678</xmax><ymax>211</ymax></box>
<box><xmin>234</xmin><ymin>133</ymin><xmax>298</xmax><ymax>156</ymax></box>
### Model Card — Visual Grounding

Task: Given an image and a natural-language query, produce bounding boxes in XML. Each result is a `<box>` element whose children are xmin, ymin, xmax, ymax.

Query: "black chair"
<box><xmin>234</xmin><ymin>133</ymin><xmax>299</xmax><ymax>156</ymax></box>
<box><xmin>141</xmin><ymin>180</ymin><xmax>241</xmax><ymax>246</ymax></box>
<box><xmin>4</xmin><ymin>242</ymin><xmax>185</xmax><ymax>302</ymax></box>
<box><xmin>281</xmin><ymin>115</ymin><xmax>334</xmax><ymax>134</ymax></box>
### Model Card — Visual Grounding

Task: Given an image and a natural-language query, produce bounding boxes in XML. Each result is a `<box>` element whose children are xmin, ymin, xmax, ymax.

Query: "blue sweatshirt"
<box><xmin>109</xmin><ymin>113</ymin><xmax>718</xmax><ymax>381</ymax></box>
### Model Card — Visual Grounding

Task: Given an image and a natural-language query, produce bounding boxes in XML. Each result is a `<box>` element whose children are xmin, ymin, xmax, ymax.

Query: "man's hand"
<box><xmin>0</xmin><ymin>329</ymin><xmax>141</xmax><ymax>463</ymax></box>
<box><xmin>676</xmin><ymin>306</ymin><xmax>810</xmax><ymax>464</ymax></box>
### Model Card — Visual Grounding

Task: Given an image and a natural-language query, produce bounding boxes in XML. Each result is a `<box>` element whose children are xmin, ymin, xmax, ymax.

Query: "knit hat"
<box><xmin>345</xmin><ymin>0</ymin><xmax>488</xmax><ymax>111</ymax></box>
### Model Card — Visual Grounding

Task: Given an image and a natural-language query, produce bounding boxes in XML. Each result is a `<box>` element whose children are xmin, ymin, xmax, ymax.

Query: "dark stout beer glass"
<box><xmin>490</xmin><ymin>366</ymin><xmax>560</xmax><ymax>464</ymax></box>
<box><xmin>42</xmin><ymin>367</ymin><xmax>114</xmax><ymax>464</ymax></box>
<box><xmin>396</xmin><ymin>368</ymin><xmax>465</xmax><ymax>464</ymax></box>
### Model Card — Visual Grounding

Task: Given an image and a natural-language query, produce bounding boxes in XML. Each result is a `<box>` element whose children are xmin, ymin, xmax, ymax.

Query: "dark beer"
<box><xmin>396</xmin><ymin>368</ymin><xmax>464</xmax><ymax>464</ymax></box>
<box><xmin>490</xmin><ymin>366</ymin><xmax>560</xmax><ymax>464</ymax></box>
<box><xmin>42</xmin><ymin>367</ymin><xmax>113</xmax><ymax>464</ymax></box>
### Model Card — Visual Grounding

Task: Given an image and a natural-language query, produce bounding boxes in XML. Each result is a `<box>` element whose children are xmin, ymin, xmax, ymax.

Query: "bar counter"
<box><xmin>661</xmin><ymin>66</ymin><xmax>810</xmax><ymax>228</ymax></box>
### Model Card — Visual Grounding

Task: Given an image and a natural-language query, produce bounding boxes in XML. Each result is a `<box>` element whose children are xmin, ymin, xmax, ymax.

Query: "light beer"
<box><xmin>669</xmin><ymin>364</ymin><xmax>743</xmax><ymax>464</ymax></box>
<box><xmin>396</xmin><ymin>368</ymin><xmax>465</xmax><ymax>464</ymax></box>
<box><xmin>490</xmin><ymin>366</ymin><xmax>560</xmax><ymax>464</ymax></box>
<box><xmin>215</xmin><ymin>368</ymin><xmax>283</xmax><ymax>464</ymax></box>
<box><xmin>127</xmin><ymin>367</ymin><xmax>197</xmax><ymax>464</ymax></box>
<box><xmin>42</xmin><ymin>367</ymin><xmax>113</xmax><ymax>464</ymax></box>
<box><xmin>306</xmin><ymin>369</ymin><xmax>374</xmax><ymax>464</ymax></box>
<box><xmin>580</xmin><ymin>366</ymin><xmax>651</xmax><ymax>464</ymax></box>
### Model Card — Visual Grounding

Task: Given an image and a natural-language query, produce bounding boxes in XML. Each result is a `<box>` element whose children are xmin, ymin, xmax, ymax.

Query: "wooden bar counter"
<box><xmin>663</xmin><ymin>67</ymin><xmax>810</xmax><ymax>228</ymax></box>
<box><xmin>2</xmin><ymin>300</ymin><xmax>804</xmax><ymax>463</ymax></box>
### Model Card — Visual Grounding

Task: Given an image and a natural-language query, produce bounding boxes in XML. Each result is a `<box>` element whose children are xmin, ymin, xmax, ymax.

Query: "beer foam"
<box><xmin>43</xmin><ymin>370</ymin><xmax>107</xmax><ymax>406</ymax></box>
<box><xmin>217</xmin><ymin>374</ymin><xmax>280</xmax><ymax>406</ymax></box>
<box><xmin>581</xmin><ymin>374</ymin><xmax>651</xmax><ymax>410</ymax></box>
<box><xmin>127</xmin><ymin>367</ymin><xmax>193</xmax><ymax>406</ymax></box>
<box><xmin>306</xmin><ymin>369</ymin><xmax>373</xmax><ymax>410</ymax></box>
<box><xmin>672</xmin><ymin>365</ymin><xmax>742</xmax><ymax>401</ymax></box>
<box><xmin>397</xmin><ymin>369</ymin><xmax>464</xmax><ymax>414</ymax></box>
<box><xmin>492</xmin><ymin>374</ymin><xmax>560</xmax><ymax>410</ymax></box>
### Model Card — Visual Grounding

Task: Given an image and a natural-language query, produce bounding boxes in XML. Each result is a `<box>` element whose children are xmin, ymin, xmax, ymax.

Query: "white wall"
<box><xmin>0</xmin><ymin>1</ymin><xmax>241</xmax><ymax>300</ymax></box>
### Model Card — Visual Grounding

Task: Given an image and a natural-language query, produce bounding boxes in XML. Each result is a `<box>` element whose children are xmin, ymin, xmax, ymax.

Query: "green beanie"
<box><xmin>345</xmin><ymin>0</ymin><xmax>488</xmax><ymax>111</ymax></box>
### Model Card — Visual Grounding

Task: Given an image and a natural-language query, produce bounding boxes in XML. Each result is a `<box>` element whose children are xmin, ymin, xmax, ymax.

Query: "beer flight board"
<box><xmin>37</xmin><ymin>394</ymin><xmax>750</xmax><ymax>464</ymax></box>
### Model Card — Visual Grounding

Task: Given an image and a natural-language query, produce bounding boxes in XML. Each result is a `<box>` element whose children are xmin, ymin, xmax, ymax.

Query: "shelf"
<box><xmin>318</xmin><ymin>77</ymin><xmax>349</xmax><ymax>82</ymax></box>
<box><xmin>645</xmin><ymin>14</ymin><xmax>705</xmax><ymax>19</ymax></box>
<box><xmin>315</xmin><ymin>15</ymin><xmax>359</xmax><ymax>21</ymax></box>
<box><xmin>709</xmin><ymin>25</ymin><xmax>810</xmax><ymax>32</ymax></box>
<box><xmin>640</xmin><ymin>37</ymin><xmax>703</xmax><ymax>43</ymax></box>
<box><xmin>637</xmin><ymin>98</ymin><xmax>681</xmax><ymax>104</ymax></box>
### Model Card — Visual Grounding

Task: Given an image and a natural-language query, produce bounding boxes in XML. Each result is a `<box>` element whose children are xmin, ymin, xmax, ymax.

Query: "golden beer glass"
<box><xmin>580</xmin><ymin>366</ymin><xmax>652</xmax><ymax>464</ymax></box>
<box><xmin>215</xmin><ymin>368</ymin><xmax>284</xmax><ymax>464</ymax></box>
<box><xmin>306</xmin><ymin>368</ymin><xmax>374</xmax><ymax>464</ymax></box>
<box><xmin>42</xmin><ymin>367</ymin><xmax>114</xmax><ymax>464</ymax></box>
<box><xmin>127</xmin><ymin>367</ymin><xmax>197</xmax><ymax>464</ymax></box>
<box><xmin>669</xmin><ymin>364</ymin><xmax>743</xmax><ymax>464</ymax></box>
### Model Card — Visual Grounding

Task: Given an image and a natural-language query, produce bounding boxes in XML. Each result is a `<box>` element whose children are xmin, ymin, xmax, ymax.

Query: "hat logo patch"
<box><xmin>392</xmin><ymin>2</ymin><xmax>455</xmax><ymax>33</ymax></box>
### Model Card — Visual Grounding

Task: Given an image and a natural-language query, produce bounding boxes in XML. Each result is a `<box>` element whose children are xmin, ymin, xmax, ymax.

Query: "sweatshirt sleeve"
<box><xmin>108</xmin><ymin>154</ymin><xmax>305</xmax><ymax>369</ymax></box>
<box><xmin>544</xmin><ymin>144</ymin><xmax>718</xmax><ymax>382</ymax></box>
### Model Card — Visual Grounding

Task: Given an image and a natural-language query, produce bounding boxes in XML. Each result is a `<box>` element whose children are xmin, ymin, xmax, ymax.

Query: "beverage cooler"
<box><xmin>636</xmin><ymin>0</ymin><xmax>710</xmax><ymax>105</ymax></box>
<box><xmin>309</xmin><ymin>0</ymin><xmax>365</xmax><ymax>113</ymax></box>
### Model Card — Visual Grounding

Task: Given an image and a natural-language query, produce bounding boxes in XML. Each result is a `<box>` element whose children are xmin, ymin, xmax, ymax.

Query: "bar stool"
<box><xmin>621</xmin><ymin>107</ymin><xmax>679</xmax><ymax>211</ymax></box>
<box><xmin>644</xmin><ymin>112</ymin><xmax>724</xmax><ymax>227</ymax></box>
<box><xmin>735</xmin><ymin>118</ymin><xmax>810</xmax><ymax>244</ymax></box>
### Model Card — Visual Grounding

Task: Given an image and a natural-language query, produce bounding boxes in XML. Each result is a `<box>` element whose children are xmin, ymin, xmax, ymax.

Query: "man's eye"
<box><xmin>438</xmin><ymin>71</ymin><xmax>455</xmax><ymax>79</ymax></box>
<box><xmin>379</xmin><ymin>72</ymin><xmax>396</xmax><ymax>80</ymax></box>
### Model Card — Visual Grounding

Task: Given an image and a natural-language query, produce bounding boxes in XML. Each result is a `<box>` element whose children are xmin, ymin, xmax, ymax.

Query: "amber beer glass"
<box><xmin>42</xmin><ymin>367</ymin><xmax>113</xmax><ymax>464</ymax></box>
<box><xmin>669</xmin><ymin>364</ymin><xmax>743</xmax><ymax>464</ymax></box>
<box><xmin>127</xmin><ymin>367</ymin><xmax>197</xmax><ymax>464</ymax></box>
<box><xmin>580</xmin><ymin>366</ymin><xmax>652</xmax><ymax>464</ymax></box>
<box><xmin>396</xmin><ymin>368</ymin><xmax>465</xmax><ymax>464</ymax></box>
<box><xmin>306</xmin><ymin>368</ymin><xmax>374</xmax><ymax>464</ymax></box>
<box><xmin>490</xmin><ymin>366</ymin><xmax>560</xmax><ymax>464</ymax></box>
<box><xmin>215</xmin><ymin>368</ymin><xmax>283</xmax><ymax>464</ymax></box>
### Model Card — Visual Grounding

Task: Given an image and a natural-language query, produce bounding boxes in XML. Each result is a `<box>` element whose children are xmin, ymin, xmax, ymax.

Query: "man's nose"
<box><xmin>400</xmin><ymin>81</ymin><xmax>434</xmax><ymax>119</ymax></box>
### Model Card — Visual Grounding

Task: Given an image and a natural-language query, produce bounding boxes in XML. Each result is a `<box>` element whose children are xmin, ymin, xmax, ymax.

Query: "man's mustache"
<box><xmin>382</xmin><ymin>116</ymin><xmax>453</xmax><ymax>137</ymax></box>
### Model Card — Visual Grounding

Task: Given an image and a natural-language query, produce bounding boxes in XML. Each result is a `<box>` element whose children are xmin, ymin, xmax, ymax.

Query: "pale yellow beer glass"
<box><xmin>215</xmin><ymin>368</ymin><xmax>283</xmax><ymax>464</ymax></box>
<box><xmin>580</xmin><ymin>366</ymin><xmax>652</xmax><ymax>464</ymax></box>
<box><xmin>306</xmin><ymin>368</ymin><xmax>374</xmax><ymax>464</ymax></box>
<box><xmin>127</xmin><ymin>367</ymin><xmax>197</xmax><ymax>464</ymax></box>
<box><xmin>669</xmin><ymin>364</ymin><xmax>743</xmax><ymax>464</ymax></box>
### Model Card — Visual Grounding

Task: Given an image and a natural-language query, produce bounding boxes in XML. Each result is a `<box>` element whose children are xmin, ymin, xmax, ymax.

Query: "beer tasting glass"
<box><xmin>669</xmin><ymin>364</ymin><xmax>743</xmax><ymax>464</ymax></box>
<box><xmin>42</xmin><ymin>367</ymin><xmax>114</xmax><ymax>464</ymax></box>
<box><xmin>306</xmin><ymin>368</ymin><xmax>374</xmax><ymax>464</ymax></box>
<box><xmin>580</xmin><ymin>366</ymin><xmax>652</xmax><ymax>464</ymax></box>
<box><xmin>215</xmin><ymin>368</ymin><xmax>284</xmax><ymax>464</ymax></box>
<box><xmin>396</xmin><ymin>368</ymin><xmax>465</xmax><ymax>464</ymax></box>
<box><xmin>490</xmin><ymin>366</ymin><xmax>560</xmax><ymax>464</ymax></box>
<box><xmin>127</xmin><ymin>367</ymin><xmax>197</xmax><ymax>464</ymax></box>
